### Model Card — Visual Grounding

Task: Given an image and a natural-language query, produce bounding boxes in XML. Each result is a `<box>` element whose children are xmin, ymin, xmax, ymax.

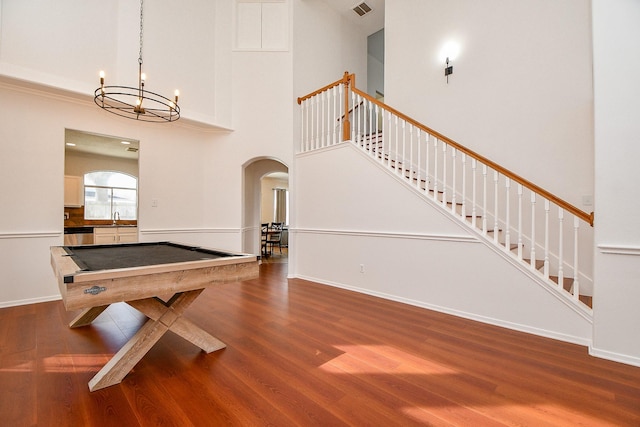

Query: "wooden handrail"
<box><xmin>349</xmin><ymin>85</ymin><xmax>593</xmax><ymax>226</ymax></box>
<box><xmin>296</xmin><ymin>72</ymin><xmax>352</xmax><ymax>105</ymax></box>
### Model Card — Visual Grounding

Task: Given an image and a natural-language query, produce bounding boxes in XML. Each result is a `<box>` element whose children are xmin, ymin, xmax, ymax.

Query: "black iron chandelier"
<box><xmin>94</xmin><ymin>0</ymin><xmax>180</xmax><ymax>122</ymax></box>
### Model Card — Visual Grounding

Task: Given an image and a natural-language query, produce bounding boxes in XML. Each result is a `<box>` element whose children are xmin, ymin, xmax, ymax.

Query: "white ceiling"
<box><xmin>65</xmin><ymin>129</ymin><xmax>139</xmax><ymax>160</ymax></box>
<box><xmin>322</xmin><ymin>0</ymin><xmax>385</xmax><ymax>36</ymax></box>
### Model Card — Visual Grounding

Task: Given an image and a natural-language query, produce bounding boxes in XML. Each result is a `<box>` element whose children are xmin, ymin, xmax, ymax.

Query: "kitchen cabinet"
<box><xmin>64</xmin><ymin>175</ymin><xmax>83</xmax><ymax>207</ymax></box>
<box><xmin>94</xmin><ymin>227</ymin><xmax>138</xmax><ymax>244</ymax></box>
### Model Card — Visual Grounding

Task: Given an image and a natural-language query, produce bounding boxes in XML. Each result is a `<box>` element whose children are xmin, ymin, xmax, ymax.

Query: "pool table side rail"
<box><xmin>50</xmin><ymin>246</ymin><xmax>259</xmax><ymax>311</ymax></box>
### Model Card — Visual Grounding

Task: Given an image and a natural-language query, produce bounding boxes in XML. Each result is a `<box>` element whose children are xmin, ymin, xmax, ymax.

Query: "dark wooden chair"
<box><xmin>266</xmin><ymin>222</ymin><xmax>283</xmax><ymax>255</ymax></box>
<box><xmin>260</xmin><ymin>223</ymin><xmax>269</xmax><ymax>256</ymax></box>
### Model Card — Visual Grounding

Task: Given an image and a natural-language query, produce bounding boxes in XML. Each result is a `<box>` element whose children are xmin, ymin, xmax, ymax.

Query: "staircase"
<box><xmin>362</xmin><ymin>131</ymin><xmax>593</xmax><ymax>308</ymax></box>
<box><xmin>297</xmin><ymin>72</ymin><xmax>594</xmax><ymax>313</ymax></box>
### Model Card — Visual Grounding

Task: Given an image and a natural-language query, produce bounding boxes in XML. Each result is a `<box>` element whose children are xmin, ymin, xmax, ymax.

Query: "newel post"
<box><xmin>342</xmin><ymin>71</ymin><xmax>351</xmax><ymax>141</ymax></box>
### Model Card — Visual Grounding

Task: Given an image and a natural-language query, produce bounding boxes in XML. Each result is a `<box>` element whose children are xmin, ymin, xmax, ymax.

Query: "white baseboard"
<box><xmin>589</xmin><ymin>345</ymin><xmax>640</xmax><ymax>368</ymax></box>
<box><xmin>0</xmin><ymin>294</ymin><xmax>61</xmax><ymax>309</ymax></box>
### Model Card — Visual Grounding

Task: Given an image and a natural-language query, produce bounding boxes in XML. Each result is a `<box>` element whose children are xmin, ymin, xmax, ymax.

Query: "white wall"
<box><xmin>591</xmin><ymin>0</ymin><xmax>640</xmax><ymax>366</ymax></box>
<box><xmin>292</xmin><ymin>0</ymin><xmax>368</xmax><ymax>100</ymax></box>
<box><xmin>290</xmin><ymin>0</ymin><xmax>370</xmax><ymax>276</ymax></box>
<box><xmin>65</xmin><ymin>151</ymin><xmax>138</xmax><ymax>178</ymax></box>
<box><xmin>384</xmin><ymin>0</ymin><xmax>594</xmax><ymax>210</ymax></box>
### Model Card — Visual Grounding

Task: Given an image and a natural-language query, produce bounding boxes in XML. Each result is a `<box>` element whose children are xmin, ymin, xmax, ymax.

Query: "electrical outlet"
<box><xmin>360</xmin><ymin>264</ymin><xmax>365</xmax><ymax>273</ymax></box>
<box><xmin>582</xmin><ymin>195</ymin><xmax>593</xmax><ymax>207</ymax></box>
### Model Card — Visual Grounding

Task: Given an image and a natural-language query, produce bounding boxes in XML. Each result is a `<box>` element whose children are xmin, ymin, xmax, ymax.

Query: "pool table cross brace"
<box><xmin>71</xmin><ymin>289</ymin><xmax>226</xmax><ymax>392</ymax></box>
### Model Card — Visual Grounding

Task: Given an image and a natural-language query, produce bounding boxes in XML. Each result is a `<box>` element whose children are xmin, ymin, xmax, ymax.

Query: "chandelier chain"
<box><xmin>138</xmin><ymin>0</ymin><xmax>144</xmax><ymax>65</ymax></box>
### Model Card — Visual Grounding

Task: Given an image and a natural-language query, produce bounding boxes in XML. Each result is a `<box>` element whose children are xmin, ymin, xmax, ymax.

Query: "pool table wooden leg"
<box><xmin>87</xmin><ymin>289</ymin><xmax>224</xmax><ymax>391</ymax></box>
<box><xmin>68</xmin><ymin>305</ymin><xmax>110</xmax><ymax>328</ymax></box>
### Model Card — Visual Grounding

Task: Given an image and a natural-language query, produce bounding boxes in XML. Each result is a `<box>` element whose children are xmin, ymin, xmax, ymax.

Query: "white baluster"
<box><xmin>493</xmin><ymin>171</ymin><xmax>499</xmax><ymax>243</ymax></box>
<box><xmin>331</xmin><ymin>88</ymin><xmax>335</xmax><ymax>145</ymax></box>
<box><xmin>311</xmin><ymin>96</ymin><xmax>315</xmax><ymax>150</ymax></box>
<box><xmin>416</xmin><ymin>129</ymin><xmax>422</xmax><ymax>190</ymax></box>
<box><xmin>558</xmin><ymin>208</ymin><xmax>564</xmax><ymax>289</ymax></box>
<box><xmin>425</xmin><ymin>133</ymin><xmax>431</xmax><ymax>194</ymax></box>
<box><xmin>573</xmin><ymin>216</ymin><xmax>580</xmax><ymax>300</ymax></box>
<box><xmin>409</xmin><ymin>125</ymin><xmax>414</xmax><ymax>184</ymax></box>
<box><xmin>461</xmin><ymin>153</ymin><xmax>467</xmax><ymax>219</ymax></box>
<box><xmin>356</xmin><ymin>94</ymin><xmax>360</xmax><ymax>145</ymax></box>
<box><xmin>300</xmin><ymin>101</ymin><xmax>305</xmax><ymax>152</ymax></box>
<box><xmin>368</xmin><ymin>99</ymin><xmax>373</xmax><ymax>153</ymax></box>
<box><xmin>505</xmin><ymin>178</ymin><xmax>511</xmax><ymax>251</ymax></box>
<box><xmin>394</xmin><ymin>116</ymin><xmax>400</xmax><ymax>175</ymax></box>
<box><xmin>359</xmin><ymin>95</ymin><xmax>364</xmax><ymax>146</ymax></box>
<box><xmin>331</xmin><ymin>86</ymin><xmax>336</xmax><ymax>146</ymax></box>
<box><xmin>374</xmin><ymin>104</ymin><xmax>379</xmax><ymax>158</ymax></box>
<box><xmin>351</xmin><ymin>91</ymin><xmax>356</xmax><ymax>141</ymax></box>
<box><xmin>451</xmin><ymin>148</ymin><xmax>457</xmax><ymax>213</ymax></box>
<box><xmin>317</xmin><ymin>95</ymin><xmax>322</xmax><ymax>149</ymax></box>
<box><xmin>441</xmin><ymin>143</ymin><xmax>447</xmax><ymax>207</ymax></box>
<box><xmin>401</xmin><ymin>119</ymin><xmax>406</xmax><ymax>177</ymax></box>
<box><xmin>482</xmin><ymin>164</ymin><xmax>488</xmax><ymax>234</ymax></box>
<box><xmin>433</xmin><ymin>138</ymin><xmax>439</xmax><ymax>202</ymax></box>
<box><xmin>322</xmin><ymin>90</ymin><xmax>327</xmax><ymax>148</ymax></box>
<box><xmin>530</xmin><ymin>193</ymin><xmax>536</xmax><ymax>269</ymax></box>
<box><xmin>338</xmin><ymin>84</ymin><xmax>343</xmax><ymax>144</ymax></box>
<box><xmin>471</xmin><ymin>159</ymin><xmax>477</xmax><ymax>228</ymax></box>
<box><xmin>386</xmin><ymin>111</ymin><xmax>393</xmax><ymax>168</ymax></box>
<box><xmin>544</xmin><ymin>199</ymin><xmax>550</xmax><ymax>278</ymax></box>
<box><xmin>517</xmin><ymin>184</ymin><xmax>523</xmax><ymax>259</ymax></box>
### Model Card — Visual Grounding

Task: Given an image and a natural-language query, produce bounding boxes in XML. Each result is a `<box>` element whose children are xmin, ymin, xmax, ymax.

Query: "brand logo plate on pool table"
<box><xmin>84</xmin><ymin>285</ymin><xmax>107</xmax><ymax>295</ymax></box>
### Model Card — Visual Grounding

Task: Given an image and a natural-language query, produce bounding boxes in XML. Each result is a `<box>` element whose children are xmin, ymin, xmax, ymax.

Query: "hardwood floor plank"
<box><xmin>0</xmin><ymin>348</ymin><xmax>37</xmax><ymax>426</ymax></box>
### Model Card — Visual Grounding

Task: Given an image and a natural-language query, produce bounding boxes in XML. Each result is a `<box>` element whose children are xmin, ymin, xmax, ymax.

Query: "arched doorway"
<box><xmin>242</xmin><ymin>158</ymin><xmax>289</xmax><ymax>258</ymax></box>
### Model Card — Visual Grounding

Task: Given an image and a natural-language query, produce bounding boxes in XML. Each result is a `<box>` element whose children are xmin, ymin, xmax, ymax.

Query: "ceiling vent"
<box><xmin>127</xmin><ymin>147</ymin><xmax>139</xmax><ymax>153</ymax></box>
<box><xmin>352</xmin><ymin>2</ymin><xmax>372</xmax><ymax>17</ymax></box>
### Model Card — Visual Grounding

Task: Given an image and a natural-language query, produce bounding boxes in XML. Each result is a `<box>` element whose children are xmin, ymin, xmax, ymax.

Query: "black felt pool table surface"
<box><xmin>63</xmin><ymin>242</ymin><xmax>234</xmax><ymax>272</ymax></box>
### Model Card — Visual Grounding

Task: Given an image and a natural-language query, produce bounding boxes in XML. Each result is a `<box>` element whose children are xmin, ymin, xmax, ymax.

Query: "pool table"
<box><xmin>50</xmin><ymin>241</ymin><xmax>259</xmax><ymax>391</ymax></box>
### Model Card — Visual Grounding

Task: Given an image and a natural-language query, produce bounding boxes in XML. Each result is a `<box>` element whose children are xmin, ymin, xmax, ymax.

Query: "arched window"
<box><xmin>84</xmin><ymin>171</ymin><xmax>138</xmax><ymax>220</ymax></box>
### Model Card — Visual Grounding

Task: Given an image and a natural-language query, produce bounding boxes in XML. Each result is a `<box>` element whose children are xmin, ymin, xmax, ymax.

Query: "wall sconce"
<box><xmin>445</xmin><ymin>57</ymin><xmax>453</xmax><ymax>83</ymax></box>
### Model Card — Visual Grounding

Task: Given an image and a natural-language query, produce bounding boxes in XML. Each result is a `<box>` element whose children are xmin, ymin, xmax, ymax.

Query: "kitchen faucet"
<box><xmin>112</xmin><ymin>211</ymin><xmax>120</xmax><ymax>225</ymax></box>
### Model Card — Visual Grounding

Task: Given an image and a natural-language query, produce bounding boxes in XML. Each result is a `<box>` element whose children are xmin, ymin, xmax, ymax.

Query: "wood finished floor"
<box><xmin>1</xmin><ymin>258</ymin><xmax>639</xmax><ymax>426</ymax></box>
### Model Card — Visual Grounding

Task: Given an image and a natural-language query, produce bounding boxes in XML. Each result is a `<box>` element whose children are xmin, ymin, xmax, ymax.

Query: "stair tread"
<box><xmin>523</xmin><ymin>258</ymin><xmax>545</xmax><ymax>270</ymax></box>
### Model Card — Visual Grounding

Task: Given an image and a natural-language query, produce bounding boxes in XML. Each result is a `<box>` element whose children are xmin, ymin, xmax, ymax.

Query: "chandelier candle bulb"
<box><xmin>99</xmin><ymin>71</ymin><xmax>105</xmax><ymax>94</ymax></box>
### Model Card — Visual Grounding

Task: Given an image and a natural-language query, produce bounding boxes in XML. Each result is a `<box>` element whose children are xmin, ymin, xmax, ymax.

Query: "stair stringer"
<box><xmin>294</xmin><ymin>142</ymin><xmax>593</xmax><ymax>346</ymax></box>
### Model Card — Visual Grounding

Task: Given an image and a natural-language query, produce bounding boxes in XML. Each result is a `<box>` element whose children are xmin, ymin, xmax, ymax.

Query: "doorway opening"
<box><xmin>242</xmin><ymin>158</ymin><xmax>289</xmax><ymax>264</ymax></box>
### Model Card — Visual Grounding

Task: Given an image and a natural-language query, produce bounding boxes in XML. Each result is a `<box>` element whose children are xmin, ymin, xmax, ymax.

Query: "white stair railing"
<box><xmin>297</xmin><ymin>73</ymin><xmax>594</xmax><ymax>310</ymax></box>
